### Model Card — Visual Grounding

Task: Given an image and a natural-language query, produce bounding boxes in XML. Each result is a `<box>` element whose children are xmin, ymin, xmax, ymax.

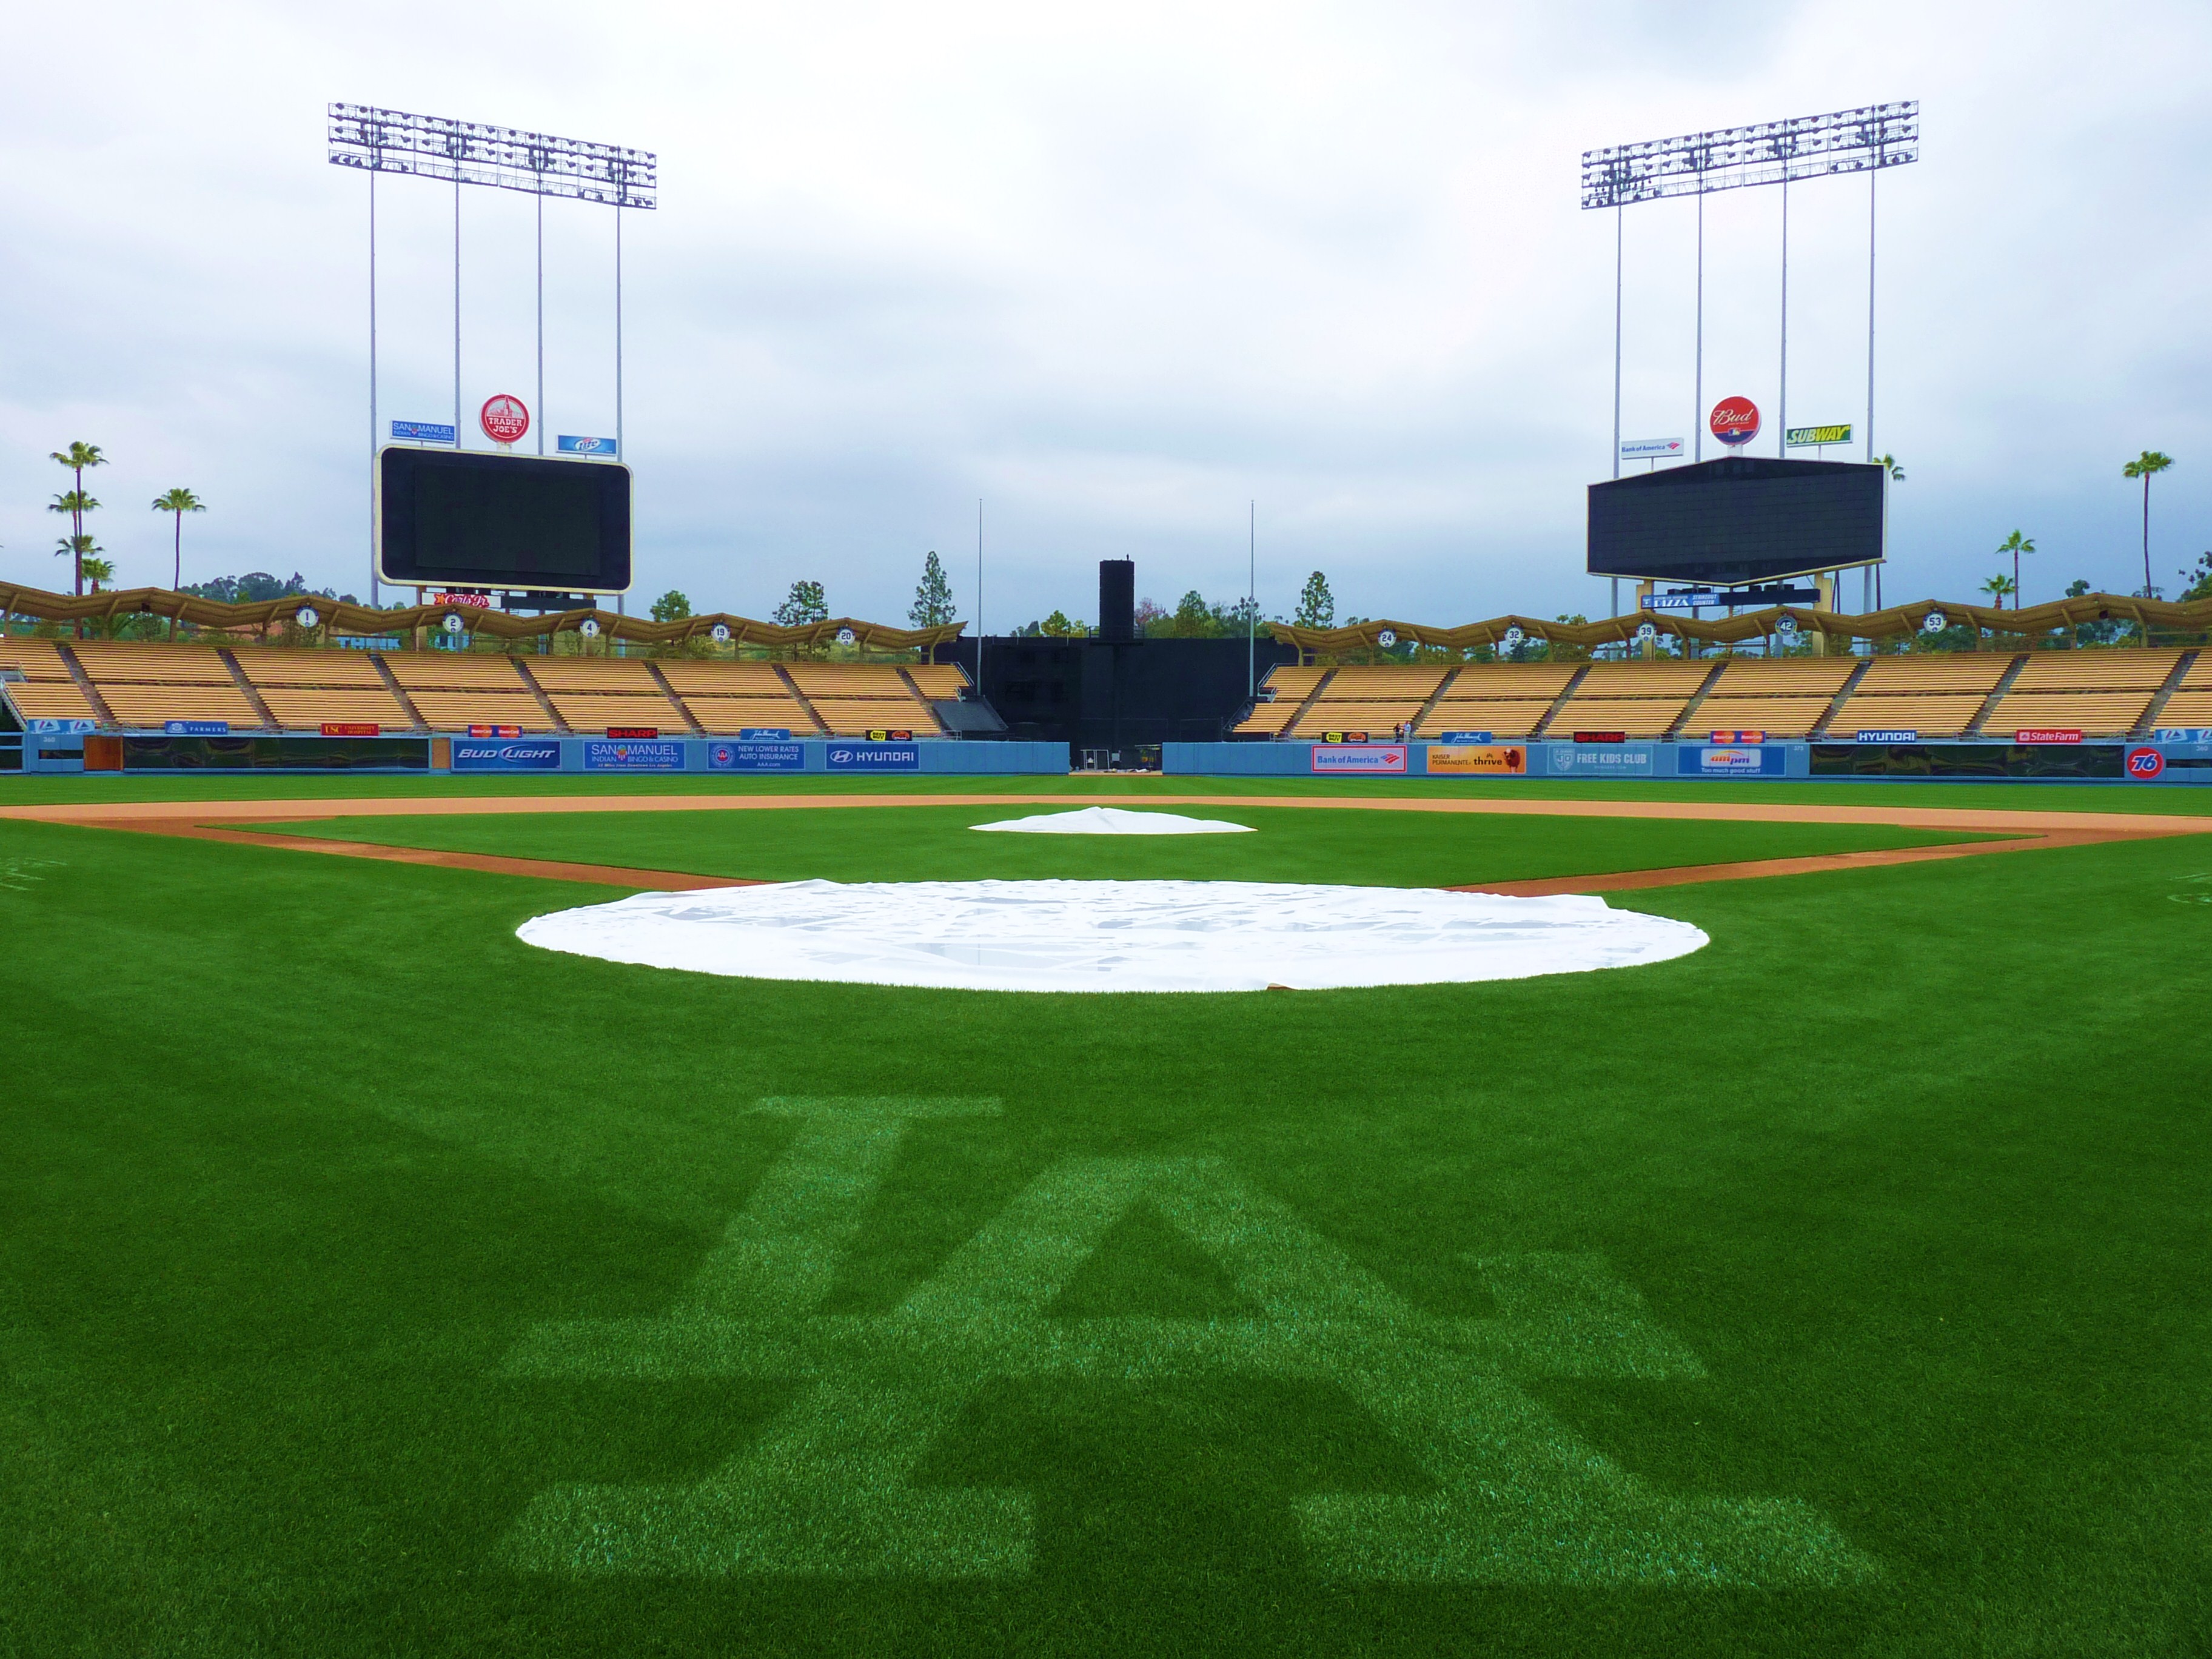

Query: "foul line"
<box><xmin>4</xmin><ymin>791</ymin><xmax>2204</xmax><ymax>896</ymax></box>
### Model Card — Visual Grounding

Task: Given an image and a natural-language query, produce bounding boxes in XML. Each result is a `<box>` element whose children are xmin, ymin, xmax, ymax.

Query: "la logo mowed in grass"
<box><xmin>499</xmin><ymin>1098</ymin><xmax>1875</xmax><ymax>1586</ymax></box>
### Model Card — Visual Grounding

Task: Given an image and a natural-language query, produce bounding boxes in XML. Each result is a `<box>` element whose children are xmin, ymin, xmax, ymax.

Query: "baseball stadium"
<box><xmin>7</xmin><ymin>555</ymin><xmax>2212</xmax><ymax>1657</ymax></box>
<box><xmin>7</xmin><ymin>42</ymin><xmax>2212</xmax><ymax>1659</ymax></box>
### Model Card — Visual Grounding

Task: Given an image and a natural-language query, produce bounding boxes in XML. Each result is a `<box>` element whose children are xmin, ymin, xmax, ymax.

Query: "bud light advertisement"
<box><xmin>453</xmin><ymin>739</ymin><xmax>561</xmax><ymax>772</ymax></box>
<box><xmin>1708</xmin><ymin>395</ymin><xmax>1760</xmax><ymax>447</ymax></box>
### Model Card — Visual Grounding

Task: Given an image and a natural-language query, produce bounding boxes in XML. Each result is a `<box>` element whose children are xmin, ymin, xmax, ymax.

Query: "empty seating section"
<box><xmin>1825</xmin><ymin>696</ymin><xmax>1986</xmax><ymax>737</ymax></box>
<box><xmin>2180</xmin><ymin>655</ymin><xmax>2212</xmax><ymax>690</ymax></box>
<box><xmin>1851</xmin><ymin>656</ymin><xmax>2012</xmax><ymax>694</ymax></box>
<box><xmin>226</xmin><ymin>647</ymin><xmax>411</xmax><ymax>730</ymax></box>
<box><xmin>70</xmin><ymin>640</ymin><xmax>263</xmax><ymax>729</ymax></box>
<box><xmin>905</xmin><ymin>665</ymin><xmax>971</xmax><ymax>700</ymax></box>
<box><xmin>2008</xmin><ymin>651</ymin><xmax>2180</xmax><ymax>691</ymax></box>
<box><xmin>380</xmin><ymin>651</ymin><xmax>549</xmax><ymax>732</ymax></box>
<box><xmin>524</xmin><ymin>657</ymin><xmax>689</xmax><ymax>733</ymax></box>
<box><xmin>1690</xmin><ymin>700</ymin><xmax>1830</xmax><ymax>738</ymax></box>
<box><xmin>1544</xmin><ymin>697</ymin><xmax>1685</xmax><ymax>738</ymax></box>
<box><xmin>0</xmin><ymin>639</ymin><xmax>99</xmax><ymax>725</ymax></box>
<box><xmin>655</xmin><ymin>661</ymin><xmax>817</xmax><ymax>735</ymax></box>
<box><xmin>2156</xmin><ymin>691</ymin><xmax>2212</xmax><ymax>725</ymax></box>
<box><xmin>786</xmin><ymin>663</ymin><xmax>942</xmax><ymax>734</ymax></box>
<box><xmin>1980</xmin><ymin>694</ymin><xmax>2153</xmax><ymax>737</ymax></box>
<box><xmin>1281</xmin><ymin>664</ymin><xmax>1441</xmax><ymax>737</ymax></box>
<box><xmin>1415</xmin><ymin>663</ymin><xmax>1577</xmax><ymax>739</ymax></box>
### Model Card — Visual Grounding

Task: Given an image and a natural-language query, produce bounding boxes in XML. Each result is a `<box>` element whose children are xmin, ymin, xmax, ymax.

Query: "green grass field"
<box><xmin>4</xmin><ymin>779</ymin><xmax>2210</xmax><ymax>1657</ymax></box>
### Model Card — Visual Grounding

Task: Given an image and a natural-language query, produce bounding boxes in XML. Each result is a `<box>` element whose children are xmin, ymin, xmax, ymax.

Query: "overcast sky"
<box><xmin>2</xmin><ymin>2</ymin><xmax>2207</xmax><ymax>629</ymax></box>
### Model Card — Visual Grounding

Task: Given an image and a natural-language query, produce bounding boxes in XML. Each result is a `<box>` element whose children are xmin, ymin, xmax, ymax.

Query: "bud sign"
<box><xmin>1708</xmin><ymin>397</ymin><xmax>1760</xmax><ymax>447</ymax></box>
<box><xmin>480</xmin><ymin>394</ymin><xmax>531</xmax><ymax>446</ymax></box>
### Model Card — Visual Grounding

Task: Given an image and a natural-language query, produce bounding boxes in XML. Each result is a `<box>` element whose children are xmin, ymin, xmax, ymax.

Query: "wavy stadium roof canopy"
<box><xmin>1269</xmin><ymin>593</ymin><xmax>2212</xmax><ymax>655</ymax></box>
<box><xmin>0</xmin><ymin>584</ymin><xmax>965</xmax><ymax>654</ymax></box>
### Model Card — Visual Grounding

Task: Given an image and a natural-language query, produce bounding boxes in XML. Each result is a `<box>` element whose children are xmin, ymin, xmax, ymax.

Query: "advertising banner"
<box><xmin>1620</xmin><ymin>437</ymin><xmax>1686</xmax><ymax>461</ymax></box>
<box><xmin>453</xmin><ymin>738</ymin><xmax>561</xmax><ymax>772</ymax></box>
<box><xmin>27</xmin><ymin>718</ymin><xmax>96</xmax><ymax>734</ymax></box>
<box><xmin>1785</xmin><ymin>424</ymin><xmax>1854</xmax><ymax>447</ymax></box>
<box><xmin>738</xmin><ymin>727</ymin><xmax>791</xmax><ymax>742</ymax></box>
<box><xmin>1310</xmin><ymin>743</ymin><xmax>1407</xmax><ymax>775</ymax></box>
<box><xmin>827</xmin><ymin>743</ymin><xmax>920</xmax><ymax>772</ymax></box>
<box><xmin>2125</xmin><ymin>747</ymin><xmax>2166</xmax><ymax>780</ymax></box>
<box><xmin>1680</xmin><ymin>745</ymin><xmax>1788</xmax><ymax>777</ymax></box>
<box><xmin>709</xmin><ymin>740</ymin><xmax>805</xmax><ymax>772</ymax></box>
<box><xmin>1547</xmin><ymin>743</ymin><xmax>1655</xmax><ymax>775</ymax></box>
<box><xmin>163</xmin><ymin>720</ymin><xmax>230</xmax><ymax>736</ymax></box>
<box><xmin>1426</xmin><ymin>745</ymin><xmax>1525</xmax><ymax>776</ymax></box>
<box><xmin>320</xmin><ymin>722</ymin><xmax>381</xmax><ymax>737</ymax></box>
<box><xmin>1855</xmin><ymin>728</ymin><xmax>1919</xmax><ymax>743</ymax></box>
<box><xmin>2014</xmin><ymin>728</ymin><xmax>2083</xmax><ymax>745</ymax></box>
<box><xmin>390</xmin><ymin>420</ymin><xmax>456</xmax><ymax>444</ymax></box>
<box><xmin>585</xmin><ymin>739</ymin><xmax>686</xmax><ymax>771</ymax></box>
<box><xmin>2151</xmin><ymin>728</ymin><xmax>2212</xmax><ymax>745</ymax></box>
<box><xmin>1436</xmin><ymin>730</ymin><xmax>1494</xmax><ymax>743</ymax></box>
<box><xmin>556</xmin><ymin>435</ymin><xmax>618</xmax><ymax>457</ymax></box>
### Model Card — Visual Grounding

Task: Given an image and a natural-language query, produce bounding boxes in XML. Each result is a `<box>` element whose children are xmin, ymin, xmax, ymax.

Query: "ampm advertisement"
<box><xmin>1311</xmin><ymin>743</ymin><xmax>1408</xmax><ymax>776</ymax></box>
<box><xmin>827</xmin><ymin>743</ymin><xmax>920</xmax><ymax>772</ymax></box>
<box><xmin>1427</xmin><ymin>745</ymin><xmax>1525</xmax><ymax>776</ymax></box>
<box><xmin>452</xmin><ymin>738</ymin><xmax>561</xmax><ymax>772</ymax></box>
<box><xmin>1680</xmin><ymin>745</ymin><xmax>1788</xmax><ymax>777</ymax></box>
<box><xmin>710</xmin><ymin>741</ymin><xmax>805</xmax><ymax>772</ymax></box>
<box><xmin>585</xmin><ymin>739</ymin><xmax>686</xmax><ymax>772</ymax></box>
<box><xmin>1547</xmin><ymin>743</ymin><xmax>1655</xmax><ymax>776</ymax></box>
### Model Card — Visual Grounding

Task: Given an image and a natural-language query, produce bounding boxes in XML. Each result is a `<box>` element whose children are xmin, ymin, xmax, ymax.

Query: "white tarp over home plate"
<box><xmin>516</xmin><ymin>879</ymin><xmax>1708</xmax><ymax>994</ymax></box>
<box><xmin>970</xmin><ymin>806</ymin><xmax>1254</xmax><ymax>835</ymax></box>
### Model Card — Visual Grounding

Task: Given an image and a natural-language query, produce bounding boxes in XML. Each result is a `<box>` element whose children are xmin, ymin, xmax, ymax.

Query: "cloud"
<box><xmin>1</xmin><ymin>0</ymin><xmax>2207</xmax><ymax>625</ymax></box>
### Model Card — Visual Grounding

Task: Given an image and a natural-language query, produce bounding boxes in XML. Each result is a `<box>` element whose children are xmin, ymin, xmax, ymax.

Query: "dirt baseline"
<box><xmin>5</xmin><ymin>790</ymin><xmax>2205</xmax><ymax>894</ymax></box>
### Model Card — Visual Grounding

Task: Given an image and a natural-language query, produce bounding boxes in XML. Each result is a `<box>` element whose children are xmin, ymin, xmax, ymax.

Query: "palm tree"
<box><xmin>48</xmin><ymin>441</ymin><xmax>107</xmax><ymax>598</ymax></box>
<box><xmin>152</xmin><ymin>488</ymin><xmax>206</xmax><ymax>638</ymax></box>
<box><xmin>1979</xmin><ymin>573</ymin><xmax>2016</xmax><ymax>609</ymax></box>
<box><xmin>80</xmin><ymin>555</ymin><xmax>115</xmax><ymax>592</ymax></box>
<box><xmin>1995</xmin><ymin>530</ymin><xmax>2034</xmax><ymax>610</ymax></box>
<box><xmin>2122</xmin><ymin>451</ymin><xmax>2174</xmax><ymax>598</ymax></box>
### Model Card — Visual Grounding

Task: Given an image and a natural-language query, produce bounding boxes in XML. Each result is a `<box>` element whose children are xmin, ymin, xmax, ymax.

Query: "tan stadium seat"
<box><xmin>1979</xmin><ymin>692</ymin><xmax>2153</xmax><ymax>737</ymax></box>
<box><xmin>405</xmin><ymin>692</ymin><xmax>553</xmax><ymax>731</ymax></box>
<box><xmin>2178</xmin><ymin>655</ymin><xmax>2212</xmax><ymax>691</ymax></box>
<box><xmin>656</xmin><ymin>660</ymin><xmax>799</xmax><ymax>695</ymax></box>
<box><xmin>526</xmin><ymin>659</ymin><xmax>665</xmax><ymax>692</ymax></box>
<box><xmin>2154</xmin><ymin>690</ymin><xmax>2212</xmax><ymax>725</ymax></box>
<box><xmin>683</xmin><ymin>697</ymin><xmax>820</xmax><ymax>735</ymax></box>
<box><xmin>1854</xmin><ymin>655</ymin><xmax>2014</xmax><ymax>694</ymax></box>
<box><xmin>72</xmin><ymin>641</ymin><xmax>236</xmax><ymax>684</ymax></box>
<box><xmin>904</xmin><ymin>665</ymin><xmax>970</xmax><ymax>699</ymax></box>
<box><xmin>1543</xmin><ymin>697</ymin><xmax>1686</xmax><ymax>738</ymax></box>
<box><xmin>548</xmin><ymin>693</ymin><xmax>691</xmax><ymax>732</ymax></box>
<box><xmin>383</xmin><ymin>654</ymin><xmax>534</xmax><ymax>691</ymax></box>
<box><xmin>231</xmin><ymin>648</ymin><xmax>390</xmax><ymax>689</ymax></box>
<box><xmin>0</xmin><ymin>639</ymin><xmax>79</xmax><ymax>680</ymax></box>
<box><xmin>1569</xmin><ymin>662</ymin><xmax>1714</xmax><ymax>696</ymax></box>
<box><xmin>1413</xmin><ymin>701</ymin><xmax>1552</xmax><ymax>739</ymax></box>
<box><xmin>1435</xmin><ymin>663</ymin><xmax>1581</xmax><ymax>698</ymax></box>
<box><xmin>1259</xmin><ymin>666</ymin><xmax>1332</xmax><ymax>702</ymax></box>
<box><xmin>2009</xmin><ymin>651</ymin><xmax>2181</xmax><ymax>692</ymax></box>
<box><xmin>817</xmin><ymin>701</ymin><xmax>940</xmax><ymax>736</ymax></box>
<box><xmin>96</xmin><ymin>685</ymin><xmax>264</xmax><ymax>729</ymax></box>
<box><xmin>1313</xmin><ymin>665</ymin><xmax>1449</xmax><ymax>700</ymax></box>
<box><xmin>1688</xmin><ymin>699</ymin><xmax>1834</xmax><ymax>739</ymax></box>
<box><xmin>1289</xmin><ymin>703</ymin><xmax>1427</xmax><ymax>739</ymax></box>
<box><xmin>257</xmin><ymin>688</ymin><xmax>414</xmax><ymax>730</ymax></box>
<box><xmin>1823</xmin><ymin>695</ymin><xmax>1985</xmax><ymax>738</ymax></box>
<box><xmin>1703</xmin><ymin>659</ymin><xmax>1855</xmax><ymax>695</ymax></box>
<box><xmin>3</xmin><ymin>682</ymin><xmax>100</xmax><ymax>723</ymax></box>
<box><xmin>785</xmin><ymin>663</ymin><xmax>922</xmax><ymax>697</ymax></box>
<box><xmin>1233</xmin><ymin>703</ymin><xmax>1298</xmax><ymax>736</ymax></box>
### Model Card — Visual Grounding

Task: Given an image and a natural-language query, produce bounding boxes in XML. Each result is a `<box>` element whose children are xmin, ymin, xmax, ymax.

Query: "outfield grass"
<box><xmin>261</xmin><ymin>803</ymin><xmax>1988</xmax><ymax>886</ymax></box>
<box><xmin>3</xmin><ymin>804</ymin><xmax>2210</xmax><ymax>1657</ymax></box>
<box><xmin>2</xmin><ymin>769</ymin><xmax>2211</xmax><ymax>813</ymax></box>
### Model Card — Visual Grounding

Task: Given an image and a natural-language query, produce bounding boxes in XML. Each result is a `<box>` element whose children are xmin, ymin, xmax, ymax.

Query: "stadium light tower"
<box><xmin>1581</xmin><ymin>102</ymin><xmax>1917</xmax><ymax>473</ymax></box>
<box><xmin>327</xmin><ymin>105</ymin><xmax>657</xmax><ymax>605</ymax></box>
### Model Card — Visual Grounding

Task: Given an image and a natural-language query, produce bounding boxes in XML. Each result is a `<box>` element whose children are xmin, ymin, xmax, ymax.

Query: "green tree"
<box><xmin>1293</xmin><ymin>571</ymin><xmax>1335</xmax><ymax>629</ymax></box>
<box><xmin>1040</xmin><ymin>610</ymin><xmax>1087</xmax><ymax>637</ymax></box>
<box><xmin>1994</xmin><ymin>531</ymin><xmax>2034</xmax><ymax>611</ymax></box>
<box><xmin>773</xmin><ymin>580</ymin><xmax>828</xmax><ymax>626</ymax></box>
<box><xmin>2178</xmin><ymin>552</ymin><xmax>2212</xmax><ymax>602</ymax></box>
<box><xmin>2122</xmin><ymin>450</ymin><xmax>2174</xmax><ymax>598</ymax></box>
<box><xmin>1874</xmin><ymin>453</ymin><xmax>1905</xmax><ymax>482</ymax></box>
<box><xmin>48</xmin><ymin>442</ymin><xmax>107</xmax><ymax>601</ymax></box>
<box><xmin>1168</xmin><ymin>590</ymin><xmax>1221</xmax><ymax>638</ymax></box>
<box><xmin>908</xmin><ymin>551</ymin><xmax>957</xmax><ymax>628</ymax></box>
<box><xmin>650</xmin><ymin>589</ymin><xmax>692</xmax><ymax>623</ymax></box>
<box><xmin>1979</xmin><ymin>573</ymin><xmax>2016</xmax><ymax>608</ymax></box>
<box><xmin>80</xmin><ymin>554</ymin><xmax>115</xmax><ymax>591</ymax></box>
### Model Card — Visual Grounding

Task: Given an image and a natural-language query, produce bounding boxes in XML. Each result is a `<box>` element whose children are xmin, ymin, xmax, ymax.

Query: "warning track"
<box><xmin>3</xmin><ymin>792</ymin><xmax>2204</xmax><ymax>894</ymax></box>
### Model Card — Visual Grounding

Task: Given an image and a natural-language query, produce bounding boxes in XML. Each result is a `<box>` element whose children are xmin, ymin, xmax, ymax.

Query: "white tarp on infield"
<box><xmin>970</xmin><ymin>806</ymin><xmax>1253</xmax><ymax>836</ymax></box>
<box><xmin>516</xmin><ymin>879</ymin><xmax>1707</xmax><ymax>993</ymax></box>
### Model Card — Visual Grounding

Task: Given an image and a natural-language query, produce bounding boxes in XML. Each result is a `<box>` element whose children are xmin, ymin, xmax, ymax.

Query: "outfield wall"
<box><xmin>13</xmin><ymin>736</ymin><xmax>1070</xmax><ymax>776</ymax></box>
<box><xmin>1165</xmin><ymin>739</ymin><xmax>2212</xmax><ymax>784</ymax></box>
